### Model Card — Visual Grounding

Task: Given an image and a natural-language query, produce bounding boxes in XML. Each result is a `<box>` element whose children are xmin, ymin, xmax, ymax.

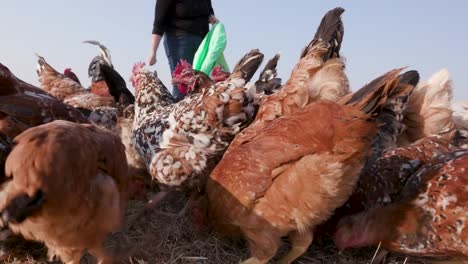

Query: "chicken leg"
<box><xmin>277</xmin><ymin>231</ymin><xmax>313</xmax><ymax>264</ymax></box>
<box><xmin>240</xmin><ymin>229</ymin><xmax>281</xmax><ymax>264</ymax></box>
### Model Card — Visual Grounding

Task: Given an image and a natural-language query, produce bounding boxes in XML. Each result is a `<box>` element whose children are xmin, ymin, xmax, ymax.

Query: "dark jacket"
<box><xmin>152</xmin><ymin>0</ymin><xmax>215</xmax><ymax>37</ymax></box>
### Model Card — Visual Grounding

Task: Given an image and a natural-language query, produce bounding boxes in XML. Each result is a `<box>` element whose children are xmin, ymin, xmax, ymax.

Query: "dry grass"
<box><xmin>0</xmin><ymin>192</ymin><xmax>431</xmax><ymax>264</ymax></box>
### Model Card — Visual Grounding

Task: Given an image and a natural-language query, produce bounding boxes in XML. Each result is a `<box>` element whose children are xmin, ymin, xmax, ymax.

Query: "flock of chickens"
<box><xmin>0</xmin><ymin>7</ymin><xmax>467</xmax><ymax>264</ymax></box>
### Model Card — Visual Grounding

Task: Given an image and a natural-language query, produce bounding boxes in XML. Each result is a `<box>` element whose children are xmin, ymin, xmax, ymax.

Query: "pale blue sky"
<box><xmin>1</xmin><ymin>1</ymin><xmax>467</xmax><ymax>98</ymax></box>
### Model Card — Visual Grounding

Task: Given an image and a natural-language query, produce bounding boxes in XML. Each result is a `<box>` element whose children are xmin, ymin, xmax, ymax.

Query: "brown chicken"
<box><xmin>334</xmin><ymin>149</ymin><xmax>468</xmax><ymax>263</ymax></box>
<box><xmin>205</xmin><ymin>67</ymin><xmax>416</xmax><ymax>264</ymax></box>
<box><xmin>228</xmin><ymin>7</ymin><xmax>350</xmax><ymax>150</ymax></box>
<box><xmin>0</xmin><ymin>120</ymin><xmax>128</xmax><ymax>264</ymax></box>
<box><xmin>36</xmin><ymin>54</ymin><xmax>115</xmax><ymax>110</ymax></box>
<box><xmin>0</xmin><ymin>63</ymin><xmax>89</xmax><ymax>181</ymax></box>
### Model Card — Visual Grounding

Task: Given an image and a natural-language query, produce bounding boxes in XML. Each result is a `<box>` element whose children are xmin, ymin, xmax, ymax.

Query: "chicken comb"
<box><xmin>173</xmin><ymin>59</ymin><xmax>192</xmax><ymax>77</ymax></box>
<box><xmin>132</xmin><ymin>62</ymin><xmax>146</xmax><ymax>74</ymax></box>
<box><xmin>211</xmin><ymin>65</ymin><xmax>223</xmax><ymax>75</ymax></box>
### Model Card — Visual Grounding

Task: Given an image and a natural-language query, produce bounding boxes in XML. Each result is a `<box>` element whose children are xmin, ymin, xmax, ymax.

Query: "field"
<box><xmin>0</xmin><ymin>191</ymin><xmax>431</xmax><ymax>264</ymax></box>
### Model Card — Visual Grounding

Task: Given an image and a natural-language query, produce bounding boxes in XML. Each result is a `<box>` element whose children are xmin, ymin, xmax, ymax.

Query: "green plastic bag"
<box><xmin>192</xmin><ymin>23</ymin><xmax>230</xmax><ymax>76</ymax></box>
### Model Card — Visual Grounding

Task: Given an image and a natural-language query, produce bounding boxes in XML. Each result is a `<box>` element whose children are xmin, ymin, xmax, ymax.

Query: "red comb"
<box><xmin>211</xmin><ymin>66</ymin><xmax>229</xmax><ymax>82</ymax></box>
<box><xmin>173</xmin><ymin>59</ymin><xmax>192</xmax><ymax>77</ymax></box>
<box><xmin>132</xmin><ymin>61</ymin><xmax>145</xmax><ymax>74</ymax></box>
<box><xmin>211</xmin><ymin>65</ymin><xmax>222</xmax><ymax>74</ymax></box>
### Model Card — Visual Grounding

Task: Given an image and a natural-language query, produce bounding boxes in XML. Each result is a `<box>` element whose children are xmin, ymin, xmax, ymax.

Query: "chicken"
<box><xmin>36</xmin><ymin>54</ymin><xmax>115</xmax><ymax>110</ymax></box>
<box><xmin>173</xmin><ymin>53</ymin><xmax>282</xmax><ymax>108</ymax></box>
<box><xmin>172</xmin><ymin>49</ymin><xmax>262</xmax><ymax>97</ymax></box>
<box><xmin>63</xmin><ymin>68</ymin><xmax>81</xmax><ymax>85</ymax></box>
<box><xmin>228</xmin><ymin>7</ymin><xmax>349</xmax><ymax>150</ymax></box>
<box><xmin>0</xmin><ymin>120</ymin><xmax>128</xmax><ymax>264</ymax></box>
<box><xmin>205</xmin><ymin>66</ymin><xmax>415</xmax><ymax>264</ymax></box>
<box><xmin>321</xmin><ymin>70</ymin><xmax>460</xmax><ymax>238</ymax></box>
<box><xmin>332</xmin><ymin>134</ymin><xmax>452</xmax><ymax>223</ymax></box>
<box><xmin>172</xmin><ymin>60</ymin><xmax>231</xmax><ymax>96</ymax></box>
<box><xmin>0</xmin><ymin>63</ymin><xmax>89</xmax><ymax>181</ymax></box>
<box><xmin>82</xmin><ymin>59</ymin><xmax>135</xmax><ymax>131</ymax></box>
<box><xmin>84</xmin><ymin>40</ymin><xmax>135</xmax><ymax>107</ymax></box>
<box><xmin>398</xmin><ymin>69</ymin><xmax>455</xmax><ymax>146</ymax></box>
<box><xmin>130</xmin><ymin>50</ymin><xmax>263</xmax><ymax>215</ymax></box>
<box><xmin>83</xmin><ymin>40</ymin><xmax>114</xmax><ymax>97</ymax></box>
<box><xmin>254</xmin><ymin>53</ymin><xmax>282</xmax><ymax>95</ymax></box>
<box><xmin>334</xmin><ymin>149</ymin><xmax>468</xmax><ymax>262</ymax></box>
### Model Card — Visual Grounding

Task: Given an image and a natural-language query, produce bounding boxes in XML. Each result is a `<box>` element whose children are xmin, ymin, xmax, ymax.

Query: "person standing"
<box><xmin>147</xmin><ymin>0</ymin><xmax>219</xmax><ymax>101</ymax></box>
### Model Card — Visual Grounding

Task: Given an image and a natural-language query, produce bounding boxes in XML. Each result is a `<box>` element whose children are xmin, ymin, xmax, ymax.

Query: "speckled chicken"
<box><xmin>130</xmin><ymin>50</ymin><xmax>263</xmax><ymax>213</ymax></box>
<box><xmin>322</xmin><ymin>70</ymin><xmax>458</xmax><ymax>237</ymax></box>
<box><xmin>334</xmin><ymin>149</ymin><xmax>468</xmax><ymax>263</ymax></box>
<box><xmin>205</xmin><ymin>65</ymin><xmax>415</xmax><ymax>264</ymax></box>
<box><xmin>0</xmin><ymin>63</ymin><xmax>89</xmax><ymax>181</ymax></box>
<box><xmin>229</xmin><ymin>7</ymin><xmax>350</xmax><ymax>150</ymax></box>
<box><xmin>36</xmin><ymin>54</ymin><xmax>115</xmax><ymax>110</ymax></box>
<box><xmin>0</xmin><ymin>120</ymin><xmax>128</xmax><ymax>264</ymax></box>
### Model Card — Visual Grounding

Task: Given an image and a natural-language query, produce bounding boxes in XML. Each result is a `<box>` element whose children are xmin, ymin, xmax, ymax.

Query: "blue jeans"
<box><xmin>164</xmin><ymin>33</ymin><xmax>203</xmax><ymax>102</ymax></box>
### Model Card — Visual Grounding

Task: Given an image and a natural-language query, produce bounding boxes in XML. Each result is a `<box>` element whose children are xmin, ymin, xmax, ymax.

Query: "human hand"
<box><xmin>209</xmin><ymin>15</ymin><xmax>219</xmax><ymax>24</ymax></box>
<box><xmin>147</xmin><ymin>53</ymin><xmax>157</xmax><ymax>66</ymax></box>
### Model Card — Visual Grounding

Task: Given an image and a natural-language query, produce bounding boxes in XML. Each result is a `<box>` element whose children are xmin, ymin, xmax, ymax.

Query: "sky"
<box><xmin>1</xmin><ymin>1</ymin><xmax>467</xmax><ymax>99</ymax></box>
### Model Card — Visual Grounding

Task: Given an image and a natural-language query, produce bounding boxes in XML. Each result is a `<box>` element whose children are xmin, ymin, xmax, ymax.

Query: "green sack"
<box><xmin>192</xmin><ymin>23</ymin><xmax>230</xmax><ymax>76</ymax></box>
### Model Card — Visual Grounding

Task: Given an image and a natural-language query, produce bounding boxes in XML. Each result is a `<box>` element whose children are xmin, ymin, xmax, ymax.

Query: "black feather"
<box><xmin>1</xmin><ymin>190</ymin><xmax>46</xmax><ymax>224</ymax></box>
<box><xmin>231</xmin><ymin>49</ymin><xmax>264</xmax><ymax>83</ymax></box>
<box><xmin>301</xmin><ymin>7</ymin><xmax>345</xmax><ymax>60</ymax></box>
<box><xmin>100</xmin><ymin>64</ymin><xmax>135</xmax><ymax>106</ymax></box>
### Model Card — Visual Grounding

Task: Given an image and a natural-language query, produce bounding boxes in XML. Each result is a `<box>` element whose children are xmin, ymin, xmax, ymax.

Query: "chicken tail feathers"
<box><xmin>349</xmin><ymin>70</ymin><xmax>419</xmax><ymax>187</ymax></box>
<box><xmin>339</xmin><ymin>68</ymin><xmax>403</xmax><ymax>114</ymax></box>
<box><xmin>230</xmin><ymin>49</ymin><xmax>264</xmax><ymax>82</ymax></box>
<box><xmin>0</xmin><ymin>63</ymin><xmax>17</xmax><ymax>96</ymax></box>
<box><xmin>100</xmin><ymin>64</ymin><xmax>135</xmax><ymax>106</ymax></box>
<box><xmin>371</xmin><ymin>70</ymin><xmax>419</xmax><ymax>152</ymax></box>
<box><xmin>255</xmin><ymin>53</ymin><xmax>282</xmax><ymax>95</ymax></box>
<box><xmin>83</xmin><ymin>40</ymin><xmax>113</xmax><ymax>67</ymax></box>
<box><xmin>301</xmin><ymin>7</ymin><xmax>345</xmax><ymax>60</ymax></box>
<box><xmin>402</xmin><ymin>69</ymin><xmax>454</xmax><ymax>142</ymax></box>
<box><xmin>1</xmin><ymin>190</ymin><xmax>45</xmax><ymax>225</ymax></box>
<box><xmin>35</xmin><ymin>53</ymin><xmax>54</xmax><ymax>77</ymax></box>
